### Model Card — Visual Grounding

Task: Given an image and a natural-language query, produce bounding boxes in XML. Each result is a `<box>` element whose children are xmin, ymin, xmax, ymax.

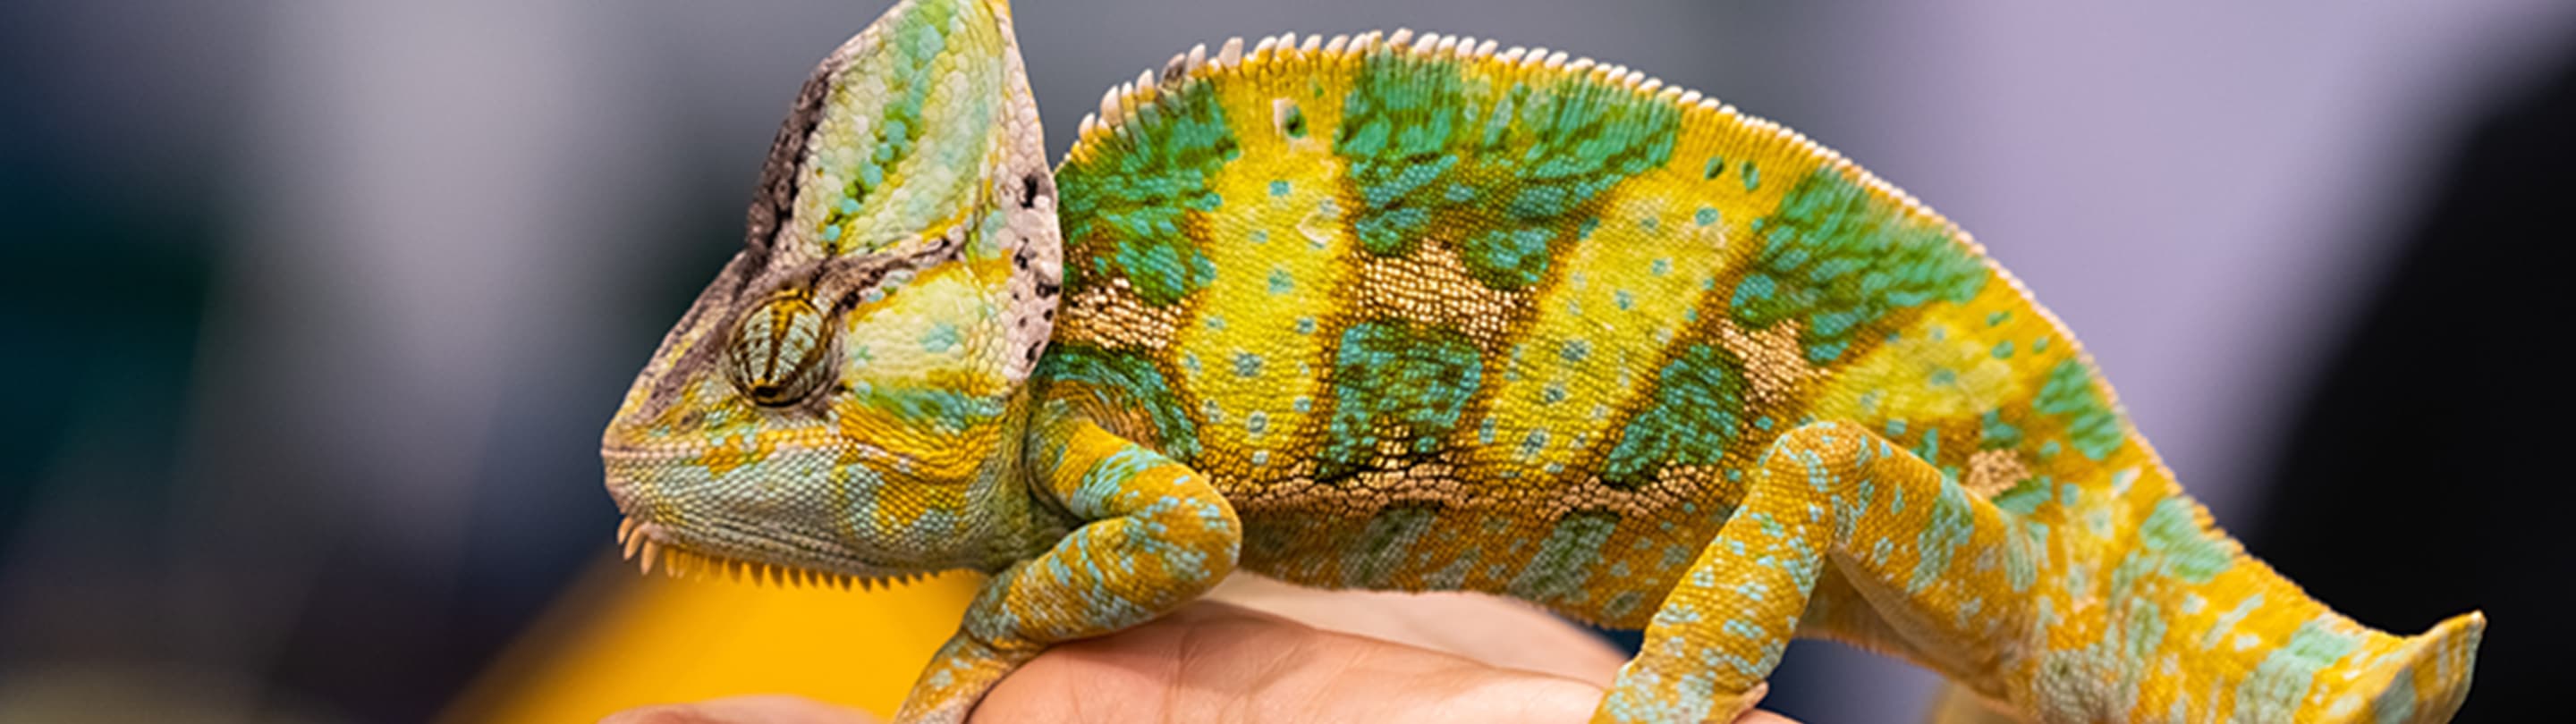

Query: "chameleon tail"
<box><xmin>2354</xmin><ymin>611</ymin><xmax>2483</xmax><ymax>723</ymax></box>
<box><xmin>1922</xmin><ymin>606</ymin><xmax>2479</xmax><ymax>724</ymax></box>
<box><xmin>2057</xmin><ymin>475</ymin><xmax>2486</xmax><ymax>723</ymax></box>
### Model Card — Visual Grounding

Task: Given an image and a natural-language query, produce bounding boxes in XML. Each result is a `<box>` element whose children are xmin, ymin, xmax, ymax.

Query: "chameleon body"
<box><xmin>599</xmin><ymin>1</ymin><xmax>2485</xmax><ymax>721</ymax></box>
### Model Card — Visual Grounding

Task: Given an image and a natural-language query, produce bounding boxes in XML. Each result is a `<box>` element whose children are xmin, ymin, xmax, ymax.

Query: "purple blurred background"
<box><xmin>4</xmin><ymin>1</ymin><xmax>2569</xmax><ymax>721</ymax></box>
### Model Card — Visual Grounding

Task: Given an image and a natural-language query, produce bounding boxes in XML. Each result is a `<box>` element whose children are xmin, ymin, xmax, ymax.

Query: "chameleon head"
<box><xmin>599</xmin><ymin>0</ymin><xmax>1060</xmax><ymax>584</ymax></box>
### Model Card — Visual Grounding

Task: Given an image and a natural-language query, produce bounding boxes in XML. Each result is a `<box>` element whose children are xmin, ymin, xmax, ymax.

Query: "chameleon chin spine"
<box><xmin>614</xmin><ymin>516</ymin><xmax>928</xmax><ymax>591</ymax></box>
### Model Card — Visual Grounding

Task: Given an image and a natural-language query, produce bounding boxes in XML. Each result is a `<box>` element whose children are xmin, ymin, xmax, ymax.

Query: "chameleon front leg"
<box><xmin>1597</xmin><ymin>421</ymin><xmax>2037</xmax><ymax>723</ymax></box>
<box><xmin>896</xmin><ymin>416</ymin><xmax>1242</xmax><ymax>723</ymax></box>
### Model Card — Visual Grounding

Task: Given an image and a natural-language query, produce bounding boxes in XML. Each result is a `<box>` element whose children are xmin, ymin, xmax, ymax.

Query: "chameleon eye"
<box><xmin>726</xmin><ymin>292</ymin><xmax>835</xmax><ymax>407</ymax></box>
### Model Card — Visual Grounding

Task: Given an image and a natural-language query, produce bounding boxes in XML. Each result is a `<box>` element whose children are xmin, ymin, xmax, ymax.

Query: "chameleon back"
<box><xmin>1037</xmin><ymin>31</ymin><xmax>2479</xmax><ymax>722</ymax></box>
<box><xmin>1050</xmin><ymin>30</ymin><xmax>2145</xmax><ymax>627</ymax></box>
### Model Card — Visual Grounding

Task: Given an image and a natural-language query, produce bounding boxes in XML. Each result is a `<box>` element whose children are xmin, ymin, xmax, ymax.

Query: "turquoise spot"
<box><xmin>1979</xmin><ymin>409</ymin><xmax>2022</xmax><ymax>449</ymax></box>
<box><xmin>1993</xmin><ymin>476</ymin><xmax>2048</xmax><ymax>515</ymax></box>
<box><xmin>822</xmin><ymin>224</ymin><xmax>843</xmax><ymax>241</ymax></box>
<box><xmin>1056</xmin><ymin>80</ymin><xmax>1234</xmax><ymax>306</ymax></box>
<box><xmin>1233</xmin><ymin>352</ymin><xmax>1263</xmax><ymax>378</ymax></box>
<box><xmin>2236</xmin><ymin>620</ymin><xmax>2365</xmax><ymax>722</ymax></box>
<box><xmin>1559</xmin><ymin>340</ymin><xmax>1590</xmax><ymax>364</ymax></box>
<box><xmin>1318</xmin><ymin>320</ymin><xmax>1485</xmax><ymax>479</ymax></box>
<box><xmin>1035</xmin><ymin>344</ymin><xmax>1201</xmax><ymax>461</ymax></box>
<box><xmin>2202</xmin><ymin>594</ymin><xmax>2265</xmax><ymax>649</ymax></box>
<box><xmin>1269</xmin><ymin>179</ymin><xmax>1291</xmax><ymax>197</ymax></box>
<box><xmin>2120</xmin><ymin>600</ymin><xmax>2166</xmax><ymax>661</ymax></box>
<box><xmin>1987</xmin><ymin>310</ymin><xmax>2011</xmax><ymax>326</ymax></box>
<box><xmin>1992</xmin><ymin>340</ymin><xmax>2015</xmax><ymax>359</ymax></box>
<box><xmin>1599</xmin><ymin>344</ymin><xmax>1748</xmax><ymax>489</ymax></box>
<box><xmin>1335</xmin><ymin>55</ymin><xmax>1678</xmax><ymax>290</ymax></box>
<box><xmin>921</xmin><ymin>323</ymin><xmax>960</xmax><ymax>352</ymax></box>
<box><xmin>1615</xmin><ymin>290</ymin><xmax>1635</xmax><ymax>311</ymax></box>
<box><xmin>1460</xmin><ymin>226</ymin><xmax>1556</xmax><ymax>289</ymax></box>
<box><xmin>2137</xmin><ymin>495</ymin><xmax>2233</xmax><ymax>583</ymax></box>
<box><xmin>1294</xmin><ymin>317</ymin><xmax>1316</xmax><ymax>335</ymax></box>
<box><xmin>2034</xmin><ymin>359</ymin><xmax>2123</xmax><ymax>459</ymax></box>
<box><xmin>1728</xmin><ymin>168</ymin><xmax>1988</xmax><ymax>364</ymax></box>
<box><xmin>1740</xmin><ymin>160</ymin><xmax>1759</xmax><ymax>190</ymax></box>
<box><xmin>855</xmin><ymin>386</ymin><xmax>1000</xmax><ymax>434</ymax></box>
<box><xmin>2373</xmin><ymin>668</ymin><xmax>2418</xmax><ymax>724</ymax></box>
<box><xmin>1343</xmin><ymin>506</ymin><xmax>1438</xmax><ymax>587</ymax></box>
<box><xmin>1651</xmin><ymin>258</ymin><xmax>1673</xmax><ymax>276</ymax></box>
<box><xmin>1695</xmin><ymin>206</ymin><xmax>1719</xmax><ymax>226</ymax></box>
<box><xmin>1267</xmin><ymin>268</ymin><xmax>1294</xmax><ymax>295</ymax></box>
<box><xmin>1067</xmin><ymin>445</ymin><xmax>1164</xmax><ymax>516</ymax></box>
<box><xmin>1909</xmin><ymin>483</ymin><xmax>1975</xmax><ymax>593</ymax></box>
<box><xmin>1703</xmin><ymin>155</ymin><xmax>1724</xmax><ymax>180</ymax></box>
<box><xmin>1506</xmin><ymin>512</ymin><xmax>1619</xmax><ymax>606</ymax></box>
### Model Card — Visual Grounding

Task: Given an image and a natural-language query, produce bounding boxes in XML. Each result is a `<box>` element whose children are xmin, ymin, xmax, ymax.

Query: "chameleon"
<box><xmin>597</xmin><ymin>0</ymin><xmax>2486</xmax><ymax>721</ymax></box>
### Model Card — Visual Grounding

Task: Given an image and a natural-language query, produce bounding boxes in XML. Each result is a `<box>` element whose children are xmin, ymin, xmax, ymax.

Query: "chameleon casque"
<box><xmin>598</xmin><ymin>0</ymin><xmax>2486</xmax><ymax>721</ymax></box>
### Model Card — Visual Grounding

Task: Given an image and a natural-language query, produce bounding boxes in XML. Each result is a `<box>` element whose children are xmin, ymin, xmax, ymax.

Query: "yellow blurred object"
<box><xmin>444</xmin><ymin>554</ymin><xmax>979</xmax><ymax>723</ymax></box>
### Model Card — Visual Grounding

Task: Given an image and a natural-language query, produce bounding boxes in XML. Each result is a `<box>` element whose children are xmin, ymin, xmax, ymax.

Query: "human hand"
<box><xmin>606</xmin><ymin>579</ymin><xmax>1797</xmax><ymax>723</ymax></box>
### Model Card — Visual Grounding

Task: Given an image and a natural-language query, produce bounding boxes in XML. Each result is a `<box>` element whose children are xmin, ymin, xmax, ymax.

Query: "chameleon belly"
<box><xmin>1040</xmin><ymin>34</ymin><xmax>2108</xmax><ymax>631</ymax></box>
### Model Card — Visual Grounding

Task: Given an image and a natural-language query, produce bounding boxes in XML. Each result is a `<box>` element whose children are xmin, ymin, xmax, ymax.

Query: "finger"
<box><xmin>1736</xmin><ymin>710</ymin><xmax>1802</xmax><ymax>724</ymax></box>
<box><xmin>1208</xmin><ymin>575</ymin><xmax>1630</xmax><ymax>685</ymax></box>
<box><xmin>601</xmin><ymin>695</ymin><xmax>878</xmax><ymax>724</ymax></box>
<box><xmin>975</xmin><ymin>602</ymin><xmax>1601</xmax><ymax>722</ymax></box>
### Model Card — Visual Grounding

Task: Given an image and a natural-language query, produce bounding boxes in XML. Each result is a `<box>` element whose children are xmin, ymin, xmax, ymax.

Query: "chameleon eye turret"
<box><xmin>725</xmin><ymin>291</ymin><xmax>834</xmax><ymax>407</ymax></box>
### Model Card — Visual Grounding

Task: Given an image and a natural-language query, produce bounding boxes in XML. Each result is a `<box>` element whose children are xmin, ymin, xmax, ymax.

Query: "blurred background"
<box><xmin>4</xmin><ymin>1</ymin><xmax>2571</xmax><ymax>721</ymax></box>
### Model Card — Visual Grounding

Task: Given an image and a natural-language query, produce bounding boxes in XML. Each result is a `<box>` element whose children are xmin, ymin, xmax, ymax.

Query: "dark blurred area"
<box><xmin>2247</xmin><ymin>37</ymin><xmax>2576</xmax><ymax>723</ymax></box>
<box><xmin>1</xmin><ymin>2</ymin><xmax>2567</xmax><ymax>722</ymax></box>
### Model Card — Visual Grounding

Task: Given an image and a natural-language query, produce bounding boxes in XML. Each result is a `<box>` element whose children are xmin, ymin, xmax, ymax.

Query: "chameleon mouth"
<box><xmin>615</xmin><ymin>515</ymin><xmax>929</xmax><ymax>591</ymax></box>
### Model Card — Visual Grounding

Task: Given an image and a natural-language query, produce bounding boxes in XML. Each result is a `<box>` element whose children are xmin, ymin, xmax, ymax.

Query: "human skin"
<box><xmin>603</xmin><ymin>579</ymin><xmax>1796</xmax><ymax>723</ymax></box>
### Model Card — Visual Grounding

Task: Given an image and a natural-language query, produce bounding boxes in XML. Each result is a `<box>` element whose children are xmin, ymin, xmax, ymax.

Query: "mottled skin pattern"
<box><xmin>600</xmin><ymin>2</ymin><xmax>2485</xmax><ymax>722</ymax></box>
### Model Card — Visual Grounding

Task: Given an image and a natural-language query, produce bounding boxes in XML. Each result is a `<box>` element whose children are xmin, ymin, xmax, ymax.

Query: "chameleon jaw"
<box><xmin>614</xmin><ymin>513</ymin><xmax>930</xmax><ymax>590</ymax></box>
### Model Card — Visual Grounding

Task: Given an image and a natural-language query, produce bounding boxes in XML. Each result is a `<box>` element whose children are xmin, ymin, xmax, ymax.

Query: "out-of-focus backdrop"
<box><xmin>4</xmin><ymin>1</ymin><xmax>2571</xmax><ymax>721</ymax></box>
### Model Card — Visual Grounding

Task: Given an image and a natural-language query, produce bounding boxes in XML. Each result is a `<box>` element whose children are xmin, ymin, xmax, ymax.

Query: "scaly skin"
<box><xmin>600</xmin><ymin>2</ymin><xmax>2484</xmax><ymax>722</ymax></box>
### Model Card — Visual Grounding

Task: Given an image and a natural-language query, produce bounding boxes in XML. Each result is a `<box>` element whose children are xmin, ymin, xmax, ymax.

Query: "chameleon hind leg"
<box><xmin>1597</xmin><ymin>419</ymin><xmax>2485</xmax><ymax>723</ymax></box>
<box><xmin>895</xmin><ymin>414</ymin><xmax>1242</xmax><ymax>723</ymax></box>
<box><xmin>1595</xmin><ymin>421</ymin><xmax>2038</xmax><ymax>723</ymax></box>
